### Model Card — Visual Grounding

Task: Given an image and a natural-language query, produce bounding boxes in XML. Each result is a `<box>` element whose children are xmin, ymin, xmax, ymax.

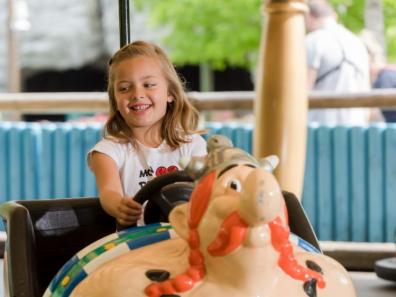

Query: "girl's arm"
<box><xmin>90</xmin><ymin>152</ymin><xmax>142</xmax><ymax>226</ymax></box>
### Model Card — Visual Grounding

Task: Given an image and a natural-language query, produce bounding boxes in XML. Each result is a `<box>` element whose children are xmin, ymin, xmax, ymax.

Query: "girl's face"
<box><xmin>113</xmin><ymin>55</ymin><xmax>173</xmax><ymax>133</ymax></box>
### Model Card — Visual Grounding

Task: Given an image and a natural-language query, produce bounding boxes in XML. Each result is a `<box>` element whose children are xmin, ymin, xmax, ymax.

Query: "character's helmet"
<box><xmin>181</xmin><ymin>135</ymin><xmax>279</xmax><ymax>181</ymax></box>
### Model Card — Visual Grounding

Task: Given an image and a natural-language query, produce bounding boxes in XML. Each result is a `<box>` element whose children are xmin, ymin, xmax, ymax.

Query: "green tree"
<box><xmin>383</xmin><ymin>0</ymin><xmax>396</xmax><ymax>61</ymax></box>
<box><xmin>136</xmin><ymin>0</ymin><xmax>262</xmax><ymax>70</ymax></box>
<box><xmin>330</xmin><ymin>0</ymin><xmax>364</xmax><ymax>32</ymax></box>
<box><xmin>330</xmin><ymin>0</ymin><xmax>396</xmax><ymax>61</ymax></box>
<box><xmin>138</xmin><ymin>0</ymin><xmax>396</xmax><ymax>68</ymax></box>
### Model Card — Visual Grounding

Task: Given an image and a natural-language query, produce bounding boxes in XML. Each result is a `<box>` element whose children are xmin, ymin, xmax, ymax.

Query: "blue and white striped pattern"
<box><xmin>289</xmin><ymin>233</ymin><xmax>321</xmax><ymax>254</ymax></box>
<box><xmin>43</xmin><ymin>223</ymin><xmax>176</xmax><ymax>297</ymax></box>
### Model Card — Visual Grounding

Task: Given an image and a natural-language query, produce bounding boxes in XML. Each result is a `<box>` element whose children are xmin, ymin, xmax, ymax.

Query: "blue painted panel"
<box><xmin>21</xmin><ymin>124</ymin><xmax>39</xmax><ymax>199</ymax></box>
<box><xmin>332</xmin><ymin>127</ymin><xmax>350</xmax><ymax>241</ymax></box>
<box><xmin>302</xmin><ymin>127</ymin><xmax>317</xmax><ymax>231</ymax></box>
<box><xmin>384</xmin><ymin>127</ymin><xmax>396</xmax><ymax>242</ymax></box>
<box><xmin>82</xmin><ymin>125</ymin><xmax>102</xmax><ymax>197</ymax></box>
<box><xmin>54</xmin><ymin>124</ymin><xmax>71</xmax><ymax>198</ymax></box>
<box><xmin>8</xmin><ymin>124</ymin><xmax>24</xmax><ymax>200</ymax></box>
<box><xmin>69</xmin><ymin>125</ymin><xmax>84</xmax><ymax>197</ymax></box>
<box><xmin>233</xmin><ymin>125</ymin><xmax>253</xmax><ymax>154</ymax></box>
<box><xmin>0</xmin><ymin>123</ymin><xmax>11</xmax><ymax>203</ymax></box>
<box><xmin>349</xmin><ymin>127</ymin><xmax>368</xmax><ymax>242</ymax></box>
<box><xmin>367</xmin><ymin>126</ymin><xmax>385</xmax><ymax>242</ymax></box>
<box><xmin>39</xmin><ymin>124</ymin><xmax>56</xmax><ymax>199</ymax></box>
<box><xmin>315</xmin><ymin>126</ymin><xmax>333</xmax><ymax>240</ymax></box>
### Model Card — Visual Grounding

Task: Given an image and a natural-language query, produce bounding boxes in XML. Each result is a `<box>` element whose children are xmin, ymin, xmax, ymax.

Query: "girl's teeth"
<box><xmin>131</xmin><ymin>105</ymin><xmax>149</xmax><ymax>111</ymax></box>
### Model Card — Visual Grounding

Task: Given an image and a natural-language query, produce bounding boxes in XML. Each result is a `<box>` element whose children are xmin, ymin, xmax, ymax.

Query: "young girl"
<box><xmin>88</xmin><ymin>40</ymin><xmax>207</xmax><ymax>227</ymax></box>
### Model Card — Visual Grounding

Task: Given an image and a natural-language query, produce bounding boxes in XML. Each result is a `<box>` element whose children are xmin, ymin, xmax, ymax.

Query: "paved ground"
<box><xmin>350</xmin><ymin>271</ymin><xmax>396</xmax><ymax>297</ymax></box>
<box><xmin>0</xmin><ymin>260</ymin><xmax>394</xmax><ymax>296</ymax></box>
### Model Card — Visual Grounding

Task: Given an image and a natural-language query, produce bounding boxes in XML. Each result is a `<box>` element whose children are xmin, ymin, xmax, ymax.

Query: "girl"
<box><xmin>88</xmin><ymin>41</ymin><xmax>207</xmax><ymax>227</ymax></box>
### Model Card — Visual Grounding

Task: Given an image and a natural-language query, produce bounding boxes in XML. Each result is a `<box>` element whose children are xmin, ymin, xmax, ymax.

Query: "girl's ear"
<box><xmin>167</xmin><ymin>95</ymin><xmax>174</xmax><ymax>103</ymax></box>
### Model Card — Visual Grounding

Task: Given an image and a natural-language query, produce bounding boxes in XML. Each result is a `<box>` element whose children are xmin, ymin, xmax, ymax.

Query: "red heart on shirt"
<box><xmin>155</xmin><ymin>165</ymin><xmax>179</xmax><ymax>177</ymax></box>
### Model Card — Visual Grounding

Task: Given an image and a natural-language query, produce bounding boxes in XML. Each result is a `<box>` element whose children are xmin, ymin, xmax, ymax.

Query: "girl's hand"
<box><xmin>116</xmin><ymin>197</ymin><xmax>143</xmax><ymax>226</ymax></box>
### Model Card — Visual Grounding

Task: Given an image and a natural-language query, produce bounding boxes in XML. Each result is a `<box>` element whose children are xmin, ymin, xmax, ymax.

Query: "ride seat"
<box><xmin>0</xmin><ymin>197</ymin><xmax>115</xmax><ymax>297</ymax></box>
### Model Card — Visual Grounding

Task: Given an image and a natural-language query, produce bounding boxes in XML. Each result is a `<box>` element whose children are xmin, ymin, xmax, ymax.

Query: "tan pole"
<box><xmin>6</xmin><ymin>0</ymin><xmax>21</xmax><ymax>92</ymax></box>
<box><xmin>254</xmin><ymin>0</ymin><xmax>308</xmax><ymax>198</ymax></box>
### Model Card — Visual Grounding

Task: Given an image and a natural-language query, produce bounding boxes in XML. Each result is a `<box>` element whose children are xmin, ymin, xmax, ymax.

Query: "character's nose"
<box><xmin>238</xmin><ymin>168</ymin><xmax>282</xmax><ymax>226</ymax></box>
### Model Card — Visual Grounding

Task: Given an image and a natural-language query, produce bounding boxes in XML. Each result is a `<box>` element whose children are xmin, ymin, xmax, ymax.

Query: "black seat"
<box><xmin>283</xmin><ymin>191</ymin><xmax>321</xmax><ymax>252</ymax></box>
<box><xmin>0</xmin><ymin>197</ymin><xmax>115</xmax><ymax>297</ymax></box>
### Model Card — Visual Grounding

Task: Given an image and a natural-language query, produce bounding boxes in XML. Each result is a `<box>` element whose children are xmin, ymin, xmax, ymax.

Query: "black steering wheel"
<box><xmin>133</xmin><ymin>170</ymin><xmax>194</xmax><ymax>225</ymax></box>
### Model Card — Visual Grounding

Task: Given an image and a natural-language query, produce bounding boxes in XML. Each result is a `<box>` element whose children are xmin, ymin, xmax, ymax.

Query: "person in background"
<box><xmin>88</xmin><ymin>40</ymin><xmax>207</xmax><ymax>227</ymax></box>
<box><xmin>361</xmin><ymin>29</ymin><xmax>396</xmax><ymax>122</ymax></box>
<box><xmin>305</xmin><ymin>0</ymin><xmax>377</xmax><ymax>125</ymax></box>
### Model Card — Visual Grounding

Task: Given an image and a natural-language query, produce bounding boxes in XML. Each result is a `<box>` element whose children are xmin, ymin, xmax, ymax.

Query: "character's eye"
<box><xmin>228</xmin><ymin>179</ymin><xmax>241</xmax><ymax>192</ymax></box>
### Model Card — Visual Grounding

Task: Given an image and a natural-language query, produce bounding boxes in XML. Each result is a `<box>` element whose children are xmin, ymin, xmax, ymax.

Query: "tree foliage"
<box><xmin>136</xmin><ymin>0</ymin><xmax>262</xmax><ymax>69</ymax></box>
<box><xmin>330</xmin><ymin>0</ymin><xmax>396</xmax><ymax>61</ymax></box>
<box><xmin>383</xmin><ymin>0</ymin><xmax>396</xmax><ymax>61</ymax></box>
<box><xmin>137</xmin><ymin>0</ymin><xmax>396</xmax><ymax>68</ymax></box>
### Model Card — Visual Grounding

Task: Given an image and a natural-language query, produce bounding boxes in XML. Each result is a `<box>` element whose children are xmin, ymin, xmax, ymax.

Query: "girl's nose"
<box><xmin>130</xmin><ymin>88</ymin><xmax>144</xmax><ymax>100</ymax></box>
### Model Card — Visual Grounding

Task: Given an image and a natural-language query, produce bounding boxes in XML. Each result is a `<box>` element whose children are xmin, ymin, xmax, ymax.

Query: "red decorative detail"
<box><xmin>207</xmin><ymin>212</ymin><xmax>248</xmax><ymax>256</ymax></box>
<box><xmin>188</xmin><ymin>172</ymin><xmax>216</xmax><ymax>229</ymax></box>
<box><xmin>155</xmin><ymin>165</ymin><xmax>179</xmax><ymax>177</ymax></box>
<box><xmin>188</xmin><ymin>231</ymin><xmax>200</xmax><ymax>249</ymax></box>
<box><xmin>155</xmin><ymin>166</ymin><xmax>167</xmax><ymax>176</ymax></box>
<box><xmin>144</xmin><ymin>171</ymin><xmax>216</xmax><ymax>297</ymax></box>
<box><xmin>269</xmin><ymin>217</ymin><xmax>326</xmax><ymax>289</ymax></box>
<box><xmin>167</xmin><ymin>165</ymin><xmax>178</xmax><ymax>173</ymax></box>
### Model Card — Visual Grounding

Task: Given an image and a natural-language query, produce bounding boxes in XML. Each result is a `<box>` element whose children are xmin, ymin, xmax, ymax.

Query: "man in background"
<box><xmin>305</xmin><ymin>0</ymin><xmax>375</xmax><ymax>125</ymax></box>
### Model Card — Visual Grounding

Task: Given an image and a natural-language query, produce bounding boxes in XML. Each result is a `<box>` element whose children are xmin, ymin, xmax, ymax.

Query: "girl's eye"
<box><xmin>144</xmin><ymin>82</ymin><xmax>156</xmax><ymax>88</ymax></box>
<box><xmin>228</xmin><ymin>179</ymin><xmax>241</xmax><ymax>192</ymax></box>
<box><xmin>117</xmin><ymin>85</ymin><xmax>129</xmax><ymax>93</ymax></box>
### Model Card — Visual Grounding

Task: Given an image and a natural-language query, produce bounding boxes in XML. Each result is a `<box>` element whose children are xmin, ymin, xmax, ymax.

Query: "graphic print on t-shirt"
<box><xmin>137</xmin><ymin>165</ymin><xmax>179</xmax><ymax>188</ymax></box>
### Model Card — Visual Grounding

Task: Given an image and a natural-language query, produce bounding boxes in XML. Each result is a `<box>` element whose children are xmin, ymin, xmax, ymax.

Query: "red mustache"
<box><xmin>207</xmin><ymin>211</ymin><xmax>248</xmax><ymax>256</ymax></box>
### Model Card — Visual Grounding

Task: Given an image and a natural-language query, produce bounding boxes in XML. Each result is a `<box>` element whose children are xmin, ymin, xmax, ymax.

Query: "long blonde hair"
<box><xmin>105</xmin><ymin>40</ymin><xmax>200</xmax><ymax>149</ymax></box>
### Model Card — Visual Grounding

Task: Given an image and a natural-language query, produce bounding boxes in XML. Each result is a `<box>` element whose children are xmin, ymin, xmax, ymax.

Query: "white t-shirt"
<box><xmin>88</xmin><ymin>134</ymin><xmax>207</xmax><ymax>197</ymax></box>
<box><xmin>306</xmin><ymin>20</ymin><xmax>371</xmax><ymax>126</ymax></box>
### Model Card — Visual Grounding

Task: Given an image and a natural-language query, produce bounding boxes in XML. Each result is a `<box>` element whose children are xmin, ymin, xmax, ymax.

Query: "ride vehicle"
<box><xmin>0</xmin><ymin>135</ymin><xmax>356</xmax><ymax>297</ymax></box>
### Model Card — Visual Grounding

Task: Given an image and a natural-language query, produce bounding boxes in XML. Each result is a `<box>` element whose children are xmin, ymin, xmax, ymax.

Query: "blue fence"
<box><xmin>0</xmin><ymin>121</ymin><xmax>395</xmax><ymax>243</ymax></box>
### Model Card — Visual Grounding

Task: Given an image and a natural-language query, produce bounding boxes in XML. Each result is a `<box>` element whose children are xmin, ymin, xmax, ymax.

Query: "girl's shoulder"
<box><xmin>91</xmin><ymin>137</ymin><xmax>134</xmax><ymax>159</ymax></box>
<box><xmin>179</xmin><ymin>133</ymin><xmax>206</xmax><ymax>145</ymax></box>
<box><xmin>94</xmin><ymin>137</ymin><xmax>132</xmax><ymax>151</ymax></box>
<box><xmin>88</xmin><ymin>138</ymin><xmax>134</xmax><ymax>169</ymax></box>
<box><xmin>191</xmin><ymin>133</ymin><xmax>206</xmax><ymax>144</ymax></box>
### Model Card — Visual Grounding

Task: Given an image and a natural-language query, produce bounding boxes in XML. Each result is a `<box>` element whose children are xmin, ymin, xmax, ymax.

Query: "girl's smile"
<box><xmin>128</xmin><ymin>103</ymin><xmax>152</xmax><ymax>113</ymax></box>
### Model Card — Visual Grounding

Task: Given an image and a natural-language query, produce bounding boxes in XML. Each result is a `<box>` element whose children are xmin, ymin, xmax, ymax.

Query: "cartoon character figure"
<box><xmin>51</xmin><ymin>135</ymin><xmax>356</xmax><ymax>297</ymax></box>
